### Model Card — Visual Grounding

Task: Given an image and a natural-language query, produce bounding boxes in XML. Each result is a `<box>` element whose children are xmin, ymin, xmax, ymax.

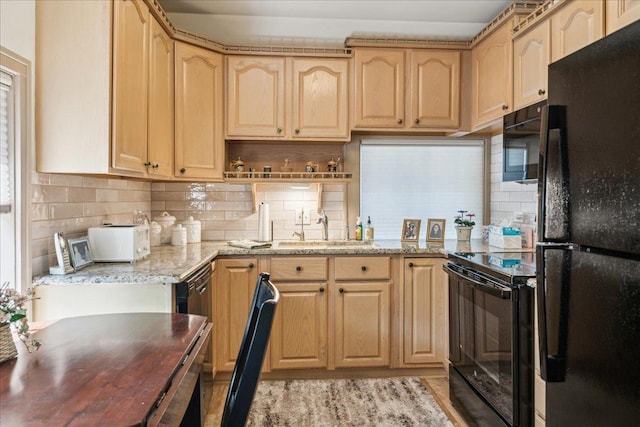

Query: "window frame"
<box><xmin>1</xmin><ymin>47</ymin><xmax>31</xmax><ymax>292</ymax></box>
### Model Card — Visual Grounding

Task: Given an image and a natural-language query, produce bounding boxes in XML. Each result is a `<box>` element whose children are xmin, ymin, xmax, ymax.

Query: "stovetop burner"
<box><xmin>449</xmin><ymin>251</ymin><xmax>536</xmax><ymax>285</ymax></box>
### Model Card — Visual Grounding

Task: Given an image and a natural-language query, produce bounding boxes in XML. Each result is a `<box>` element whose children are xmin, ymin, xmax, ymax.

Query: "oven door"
<box><xmin>446</xmin><ymin>263</ymin><xmax>515</xmax><ymax>426</ymax></box>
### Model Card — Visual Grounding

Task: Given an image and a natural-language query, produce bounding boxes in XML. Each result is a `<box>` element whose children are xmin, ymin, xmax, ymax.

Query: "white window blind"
<box><xmin>360</xmin><ymin>139</ymin><xmax>485</xmax><ymax>240</ymax></box>
<box><xmin>0</xmin><ymin>70</ymin><xmax>12</xmax><ymax>214</ymax></box>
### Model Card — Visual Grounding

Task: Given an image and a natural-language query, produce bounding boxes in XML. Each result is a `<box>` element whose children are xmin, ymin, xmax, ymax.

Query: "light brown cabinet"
<box><xmin>213</xmin><ymin>257</ymin><xmax>258</xmax><ymax>372</ymax></box>
<box><xmin>550</xmin><ymin>0</ymin><xmax>604</xmax><ymax>62</ymax></box>
<box><xmin>401</xmin><ymin>258</ymin><xmax>446</xmax><ymax>366</ymax></box>
<box><xmin>606</xmin><ymin>0</ymin><xmax>640</xmax><ymax>34</ymax></box>
<box><xmin>334</xmin><ymin>256</ymin><xmax>391</xmax><ymax>368</ymax></box>
<box><xmin>111</xmin><ymin>0</ymin><xmax>149</xmax><ymax>174</ymax></box>
<box><xmin>146</xmin><ymin>16</ymin><xmax>174</xmax><ymax>178</ymax></box>
<box><xmin>269</xmin><ymin>257</ymin><xmax>329</xmax><ymax>370</ymax></box>
<box><xmin>513</xmin><ymin>20</ymin><xmax>551</xmax><ymax>110</ymax></box>
<box><xmin>353</xmin><ymin>48</ymin><xmax>461</xmax><ymax>130</ymax></box>
<box><xmin>471</xmin><ymin>23</ymin><xmax>514</xmax><ymax>129</ymax></box>
<box><xmin>175</xmin><ymin>42</ymin><xmax>225</xmax><ymax>180</ymax></box>
<box><xmin>226</xmin><ymin>56</ymin><xmax>349</xmax><ymax>141</ymax></box>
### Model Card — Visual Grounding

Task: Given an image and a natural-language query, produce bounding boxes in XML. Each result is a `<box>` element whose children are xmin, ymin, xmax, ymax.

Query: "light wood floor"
<box><xmin>203</xmin><ymin>374</ymin><xmax>468</xmax><ymax>427</ymax></box>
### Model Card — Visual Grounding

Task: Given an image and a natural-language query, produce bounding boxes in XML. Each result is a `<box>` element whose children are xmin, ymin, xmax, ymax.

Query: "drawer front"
<box><xmin>270</xmin><ymin>257</ymin><xmax>328</xmax><ymax>281</ymax></box>
<box><xmin>335</xmin><ymin>256</ymin><xmax>391</xmax><ymax>280</ymax></box>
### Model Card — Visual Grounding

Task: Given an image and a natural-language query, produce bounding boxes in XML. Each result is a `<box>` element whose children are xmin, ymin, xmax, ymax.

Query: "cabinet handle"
<box><xmin>408</xmin><ymin>262</ymin><xmax>414</xmax><ymax>268</ymax></box>
<box><xmin>296</xmin><ymin>266</ymin><xmax>302</xmax><ymax>272</ymax></box>
<box><xmin>414</xmin><ymin>118</ymin><xmax>420</xmax><ymax>124</ymax></box>
<box><xmin>502</xmin><ymin>104</ymin><xmax>509</xmax><ymax>111</ymax></box>
<box><xmin>152</xmin><ymin>163</ymin><xmax>159</xmax><ymax>169</ymax></box>
<box><xmin>319</xmin><ymin>287</ymin><xmax>324</xmax><ymax>293</ymax></box>
<box><xmin>361</xmin><ymin>266</ymin><xmax>367</xmax><ymax>272</ymax></box>
<box><xmin>339</xmin><ymin>288</ymin><xmax>344</xmax><ymax>293</ymax></box>
<box><xmin>295</xmin><ymin>128</ymin><xmax>300</xmax><ymax>134</ymax></box>
<box><xmin>248</xmin><ymin>263</ymin><xmax>254</xmax><ymax>269</ymax></box>
<box><xmin>397</xmin><ymin>118</ymin><xmax>403</xmax><ymax>124</ymax></box>
<box><xmin>276</xmin><ymin>127</ymin><xmax>282</xmax><ymax>134</ymax></box>
<box><xmin>538</xmin><ymin>89</ymin><xmax>546</xmax><ymax>95</ymax></box>
<box><xmin>180</xmin><ymin>168</ymin><xmax>186</xmax><ymax>174</ymax></box>
<box><xmin>144</xmin><ymin>162</ymin><xmax>151</xmax><ymax>167</ymax></box>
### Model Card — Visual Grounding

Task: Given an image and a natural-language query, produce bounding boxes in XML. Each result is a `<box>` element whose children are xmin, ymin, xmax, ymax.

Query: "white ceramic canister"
<box><xmin>152</xmin><ymin>211</ymin><xmax>176</xmax><ymax>244</ymax></box>
<box><xmin>171</xmin><ymin>224</ymin><xmax>187</xmax><ymax>246</ymax></box>
<box><xmin>150</xmin><ymin>221</ymin><xmax>162</xmax><ymax>247</ymax></box>
<box><xmin>183</xmin><ymin>216</ymin><xmax>201</xmax><ymax>243</ymax></box>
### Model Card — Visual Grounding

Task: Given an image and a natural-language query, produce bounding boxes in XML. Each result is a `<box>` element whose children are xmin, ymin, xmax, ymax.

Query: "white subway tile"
<box><xmin>49</xmin><ymin>203</ymin><xmax>84</xmax><ymax>220</ymax></box>
<box><xmin>49</xmin><ymin>174</ymin><xmax>84</xmax><ymax>187</ymax></box>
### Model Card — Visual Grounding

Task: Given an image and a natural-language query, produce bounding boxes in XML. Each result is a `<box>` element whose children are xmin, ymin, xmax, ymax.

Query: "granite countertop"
<box><xmin>33</xmin><ymin>239</ymin><xmax>531</xmax><ymax>286</ymax></box>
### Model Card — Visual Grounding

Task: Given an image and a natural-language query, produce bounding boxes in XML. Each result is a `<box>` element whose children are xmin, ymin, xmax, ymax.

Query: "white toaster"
<box><xmin>88</xmin><ymin>224</ymin><xmax>150</xmax><ymax>262</ymax></box>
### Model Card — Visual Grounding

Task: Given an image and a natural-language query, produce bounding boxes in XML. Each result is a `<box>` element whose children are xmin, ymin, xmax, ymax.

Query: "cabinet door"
<box><xmin>270</xmin><ymin>282</ymin><xmax>328</xmax><ymax>369</ymax></box>
<box><xmin>409</xmin><ymin>50</ymin><xmax>460</xmax><ymax>129</ymax></box>
<box><xmin>606</xmin><ymin>0</ymin><xmax>640</xmax><ymax>34</ymax></box>
<box><xmin>147</xmin><ymin>16</ymin><xmax>173</xmax><ymax>178</ymax></box>
<box><xmin>291</xmin><ymin>58</ymin><xmax>349</xmax><ymax>140</ymax></box>
<box><xmin>471</xmin><ymin>24</ymin><xmax>513</xmax><ymax>128</ymax></box>
<box><xmin>353</xmin><ymin>49</ymin><xmax>405</xmax><ymax>128</ymax></box>
<box><xmin>226</xmin><ymin>56</ymin><xmax>286</xmax><ymax>138</ymax></box>
<box><xmin>112</xmin><ymin>0</ymin><xmax>149</xmax><ymax>173</ymax></box>
<box><xmin>214</xmin><ymin>258</ymin><xmax>258</xmax><ymax>372</ymax></box>
<box><xmin>403</xmin><ymin>259</ymin><xmax>446</xmax><ymax>365</ymax></box>
<box><xmin>334</xmin><ymin>281</ymin><xmax>390</xmax><ymax>367</ymax></box>
<box><xmin>175</xmin><ymin>42</ymin><xmax>224</xmax><ymax>180</ymax></box>
<box><xmin>513</xmin><ymin>21</ymin><xmax>550</xmax><ymax>110</ymax></box>
<box><xmin>551</xmin><ymin>0</ymin><xmax>604</xmax><ymax>62</ymax></box>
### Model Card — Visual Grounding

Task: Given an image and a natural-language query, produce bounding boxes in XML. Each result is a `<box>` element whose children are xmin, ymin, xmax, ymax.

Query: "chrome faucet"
<box><xmin>316</xmin><ymin>210</ymin><xmax>329</xmax><ymax>241</ymax></box>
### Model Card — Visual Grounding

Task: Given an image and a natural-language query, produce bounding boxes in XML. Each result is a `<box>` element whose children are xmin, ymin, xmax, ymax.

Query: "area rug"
<box><xmin>246</xmin><ymin>377</ymin><xmax>455</xmax><ymax>426</ymax></box>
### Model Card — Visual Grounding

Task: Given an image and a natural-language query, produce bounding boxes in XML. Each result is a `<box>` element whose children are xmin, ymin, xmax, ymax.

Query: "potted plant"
<box><xmin>1</xmin><ymin>283</ymin><xmax>42</xmax><ymax>362</ymax></box>
<box><xmin>454</xmin><ymin>210</ymin><xmax>476</xmax><ymax>241</ymax></box>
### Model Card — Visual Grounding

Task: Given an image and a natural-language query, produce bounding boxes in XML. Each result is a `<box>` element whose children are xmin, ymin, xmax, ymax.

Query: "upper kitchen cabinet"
<box><xmin>513</xmin><ymin>20</ymin><xmax>551</xmax><ymax>110</ymax></box>
<box><xmin>606</xmin><ymin>0</ymin><xmax>640</xmax><ymax>34</ymax></box>
<box><xmin>353</xmin><ymin>48</ymin><xmax>461</xmax><ymax>131</ymax></box>
<box><xmin>471</xmin><ymin>22</ymin><xmax>514</xmax><ymax>129</ymax></box>
<box><xmin>550</xmin><ymin>0</ymin><xmax>604</xmax><ymax>62</ymax></box>
<box><xmin>36</xmin><ymin>0</ymin><xmax>174</xmax><ymax>177</ymax></box>
<box><xmin>226</xmin><ymin>56</ymin><xmax>349</xmax><ymax>141</ymax></box>
<box><xmin>146</xmin><ymin>16</ymin><xmax>174</xmax><ymax>178</ymax></box>
<box><xmin>111</xmin><ymin>0</ymin><xmax>149</xmax><ymax>174</ymax></box>
<box><xmin>353</xmin><ymin>49</ymin><xmax>406</xmax><ymax>129</ymax></box>
<box><xmin>174</xmin><ymin>42</ymin><xmax>224</xmax><ymax>180</ymax></box>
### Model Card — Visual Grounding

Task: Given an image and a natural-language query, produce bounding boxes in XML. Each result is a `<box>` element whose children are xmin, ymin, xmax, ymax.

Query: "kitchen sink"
<box><xmin>276</xmin><ymin>240</ymin><xmax>377</xmax><ymax>248</ymax></box>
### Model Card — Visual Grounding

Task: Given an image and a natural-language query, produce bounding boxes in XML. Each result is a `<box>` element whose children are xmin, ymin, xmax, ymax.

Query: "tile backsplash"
<box><xmin>490</xmin><ymin>134</ymin><xmax>538</xmax><ymax>224</ymax></box>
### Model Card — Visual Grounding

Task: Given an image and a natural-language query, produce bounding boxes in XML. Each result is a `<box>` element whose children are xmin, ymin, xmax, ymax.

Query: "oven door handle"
<box><xmin>443</xmin><ymin>264</ymin><xmax>512</xmax><ymax>299</ymax></box>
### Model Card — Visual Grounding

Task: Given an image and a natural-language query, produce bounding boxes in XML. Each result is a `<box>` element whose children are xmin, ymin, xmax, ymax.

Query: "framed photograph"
<box><xmin>426</xmin><ymin>219</ymin><xmax>446</xmax><ymax>243</ymax></box>
<box><xmin>401</xmin><ymin>219</ymin><xmax>421</xmax><ymax>242</ymax></box>
<box><xmin>68</xmin><ymin>237</ymin><xmax>94</xmax><ymax>270</ymax></box>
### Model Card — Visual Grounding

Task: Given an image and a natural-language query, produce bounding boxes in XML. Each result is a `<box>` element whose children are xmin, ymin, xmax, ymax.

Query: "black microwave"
<box><xmin>503</xmin><ymin>100</ymin><xmax>546</xmax><ymax>182</ymax></box>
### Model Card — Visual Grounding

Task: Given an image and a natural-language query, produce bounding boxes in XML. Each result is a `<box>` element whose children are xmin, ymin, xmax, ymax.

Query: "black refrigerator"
<box><xmin>536</xmin><ymin>20</ymin><xmax>640</xmax><ymax>426</ymax></box>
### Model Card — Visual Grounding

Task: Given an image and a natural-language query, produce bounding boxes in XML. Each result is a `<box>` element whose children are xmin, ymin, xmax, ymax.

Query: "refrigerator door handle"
<box><xmin>536</xmin><ymin>245</ymin><xmax>570</xmax><ymax>382</ymax></box>
<box><xmin>538</xmin><ymin>105</ymin><xmax>570</xmax><ymax>242</ymax></box>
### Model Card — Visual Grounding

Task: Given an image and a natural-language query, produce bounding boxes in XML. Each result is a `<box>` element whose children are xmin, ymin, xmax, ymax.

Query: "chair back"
<box><xmin>221</xmin><ymin>272</ymin><xmax>280</xmax><ymax>427</ymax></box>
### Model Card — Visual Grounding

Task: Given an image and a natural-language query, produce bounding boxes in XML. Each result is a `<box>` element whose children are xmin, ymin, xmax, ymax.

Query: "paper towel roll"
<box><xmin>258</xmin><ymin>202</ymin><xmax>271</xmax><ymax>241</ymax></box>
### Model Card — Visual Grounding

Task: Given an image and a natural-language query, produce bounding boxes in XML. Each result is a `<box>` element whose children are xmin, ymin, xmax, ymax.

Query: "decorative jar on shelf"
<box><xmin>455</xmin><ymin>226</ymin><xmax>473</xmax><ymax>242</ymax></box>
<box><xmin>454</xmin><ymin>210</ymin><xmax>476</xmax><ymax>242</ymax></box>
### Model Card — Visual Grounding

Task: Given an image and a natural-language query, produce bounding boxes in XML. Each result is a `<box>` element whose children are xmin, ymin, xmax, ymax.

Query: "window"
<box><xmin>360</xmin><ymin>138</ymin><xmax>487</xmax><ymax>240</ymax></box>
<box><xmin>1</xmin><ymin>49</ymin><xmax>29</xmax><ymax>291</ymax></box>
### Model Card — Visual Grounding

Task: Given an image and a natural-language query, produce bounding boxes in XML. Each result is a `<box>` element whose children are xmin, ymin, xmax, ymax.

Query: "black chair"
<box><xmin>221</xmin><ymin>272</ymin><xmax>280</xmax><ymax>427</ymax></box>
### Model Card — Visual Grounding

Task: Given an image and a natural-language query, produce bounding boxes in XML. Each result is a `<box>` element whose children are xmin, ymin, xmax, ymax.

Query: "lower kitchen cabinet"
<box><xmin>269</xmin><ymin>256</ymin><xmax>329</xmax><ymax>370</ymax></box>
<box><xmin>213</xmin><ymin>257</ymin><xmax>258</xmax><ymax>372</ymax></box>
<box><xmin>402</xmin><ymin>258</ymin><xmax>447</xmax><ymax>366</ymax></box>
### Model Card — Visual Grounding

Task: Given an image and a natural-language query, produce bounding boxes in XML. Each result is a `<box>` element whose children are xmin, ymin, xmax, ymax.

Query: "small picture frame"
<box><xmin>401</xmin><ymin>219</ymin><xmax>421</xmax><ymax>242</ymax></box>
<box><xmin>426</xmin><ymin>219</ymin><xmax>446</xmax><ymax>243</ymax></box>
<box><xmin>68</xmin><ymin>237</ymin><xmax>94</xmax><ymax>270</ymax></box>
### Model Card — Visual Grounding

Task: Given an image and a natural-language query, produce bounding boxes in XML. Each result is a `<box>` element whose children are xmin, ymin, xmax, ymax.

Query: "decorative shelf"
<box><xmin>223</xmin><ymin>171</ymin><xmax>353</xmax><ymax>183</ymax></box>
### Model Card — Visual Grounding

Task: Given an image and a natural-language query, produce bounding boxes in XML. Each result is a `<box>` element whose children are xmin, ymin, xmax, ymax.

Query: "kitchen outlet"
<box><xmin>295</xmin><ymin>208</ymin><xmax>310</xmax><ymax>225</ymax></box>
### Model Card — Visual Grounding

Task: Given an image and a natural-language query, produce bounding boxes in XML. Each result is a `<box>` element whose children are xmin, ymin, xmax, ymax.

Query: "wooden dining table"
<box><xmin>0</xmin><ymin>313</ymin><xmax>212</xmax><ymax>426</ymax></box>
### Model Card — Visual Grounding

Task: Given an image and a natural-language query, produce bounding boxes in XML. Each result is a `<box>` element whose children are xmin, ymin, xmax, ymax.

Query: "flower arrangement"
<box><xmin>455</xmin><ymin>210</ymin><xmax>476</xmax><ymax>227</ymax></box>
<box><xmin>1</xmin><ymin>282</ymin><xmax>42</xmax><ymax>353</ymax></box>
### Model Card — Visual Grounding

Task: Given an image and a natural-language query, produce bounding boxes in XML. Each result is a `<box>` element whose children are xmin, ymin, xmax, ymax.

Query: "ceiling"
<box><xmin>156</xmin><ymin>0</ymin><xmax>515</xmax><ymax>47</ymax></box>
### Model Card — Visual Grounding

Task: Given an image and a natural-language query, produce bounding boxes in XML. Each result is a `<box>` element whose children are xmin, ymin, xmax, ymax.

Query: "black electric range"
<box><xmin>444</xmin><ymin>250</ymin><xmax>536</xmax><ymax>427</ymax></box>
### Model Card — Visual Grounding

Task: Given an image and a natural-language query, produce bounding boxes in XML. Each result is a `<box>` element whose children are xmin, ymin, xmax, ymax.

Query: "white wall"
<box><xmin>490</xmin><ymin>134</ymin><xmax>538</xmax><ymax>223</ymax></box>
<box><xmin>1</xmin><ymin>0</ymin><xmax>35</xmax><ymax>61</ymax></box>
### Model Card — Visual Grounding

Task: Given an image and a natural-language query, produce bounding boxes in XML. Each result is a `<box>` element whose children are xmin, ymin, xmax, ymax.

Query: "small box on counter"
<box><xmin>489</xmin><ymin>233</ymin><xmax>522</xmax><ymax>249</ymax></box>
<box><xmin>487</xmin><ymin>225</ymin><xmax>521</xmax><ymax>236</ymax></box>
